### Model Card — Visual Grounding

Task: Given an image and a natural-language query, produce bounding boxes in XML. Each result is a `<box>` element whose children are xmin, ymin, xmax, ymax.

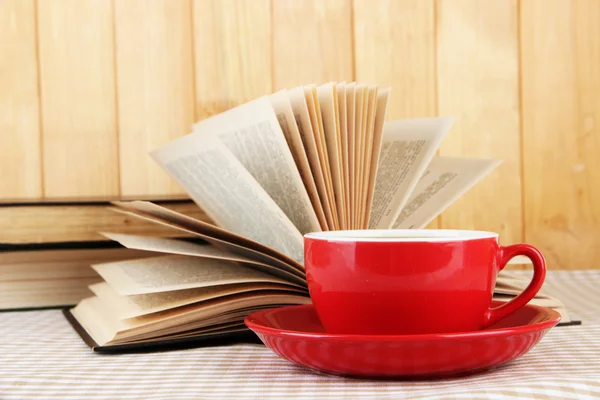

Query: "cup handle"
<box><xmin>482</xmin><ymin>244</ymin><xmax>547</xmax><ymax>327</ymax></box>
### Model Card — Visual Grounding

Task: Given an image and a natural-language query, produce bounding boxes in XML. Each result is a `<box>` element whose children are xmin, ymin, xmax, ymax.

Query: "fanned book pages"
<box><xmin>64</xmin><ymin>82</ymin><xmax>573</xmax><ymax>352</ymax></box>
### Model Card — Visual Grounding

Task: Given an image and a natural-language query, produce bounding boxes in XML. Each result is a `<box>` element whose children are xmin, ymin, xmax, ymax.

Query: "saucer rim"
<box><xmin>244</xmin><ymin>303</ymin><xmax>561</xmax><ymax>342</ymax></box>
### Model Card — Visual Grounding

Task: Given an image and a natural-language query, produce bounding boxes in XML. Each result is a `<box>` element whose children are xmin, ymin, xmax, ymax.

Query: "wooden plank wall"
<box><xmin>1</xmin><ymin>0</ymin><xmax>598</xmax><ymax>270</ymax></box>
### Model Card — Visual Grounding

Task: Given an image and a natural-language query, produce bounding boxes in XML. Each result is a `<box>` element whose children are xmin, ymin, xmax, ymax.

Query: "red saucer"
<box><xmin>244</xmin><ymin>301</ymin><xmax>561</xmax><ymax>378</ymax></box>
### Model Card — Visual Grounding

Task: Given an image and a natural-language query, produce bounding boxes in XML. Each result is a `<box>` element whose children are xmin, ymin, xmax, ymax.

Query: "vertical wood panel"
<box><xmin>353</xmin><ymin>0</ymin><xmax>436</xmax><ymax>120</ymax></box>
<box><xmin>436</xmin><ymin>0</ymin><xmax>522</xmax><ymax>245</ymax></box>
<box><xmin>37</xmin><ymin>0</ymin><xmax>118</xmax><ymax>198</ymax></box>
<box><xmin>272</xmin><ymin>0</ymin><xmax>354</xmax><ymax>89</ymax></box>
<box><xmin>521</xmin><ymin>0</ymin><xmax>600</xmax><ymax>269</ymax></box>
<box><xmin>353</xmin><ymin>0</ymin><xmax>437</xmax><ymax>227</ymax></box>
<box><xmin>2</xmin><ymin>0</ymin><xmax>597</xmax><ymax>271</ymax></box>
<box><xmin>0</xmin><ymin>0</ymin><xmax>42</xmax><ymax>199</ymax></box>
<box><xmin>192</xmin><ymin>0</ymin><xmax>272</xmax><ymax>120</ymax></box>
<box><xmin>115</xmin><ymin>0</ymin><xmax>194</xmax><ymax>197</ymax></box>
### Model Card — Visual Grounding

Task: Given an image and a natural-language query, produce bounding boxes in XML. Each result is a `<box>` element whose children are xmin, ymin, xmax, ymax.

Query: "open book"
<box><xmin>65</xmin><ymin>82</ymin><xmax>571</xmax><ymax>352</ymax></box>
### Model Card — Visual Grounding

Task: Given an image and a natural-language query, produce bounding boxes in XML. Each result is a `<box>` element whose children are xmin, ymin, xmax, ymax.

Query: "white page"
<box><xmin>288</xmin><ymin>87</ymin><xmax>334</xmax><ymax>230</ymax></box>
<box><xmin>151</xmin><ymin>138</ymin><xmax>304</xmax><ymax>263</ymax></box>
<box><xmin>359</xmin><ymin>85</ymin><xmax>379</xmax><ymax>226</ymax></box>
<box><xmin>110</xmin><ymin>202</ymin><xmax>304</xmax><ymax>274</ymax></box>
<box><xmin>368</xmin><ymin>117</ymin><xmax>454</xmax><ymax>229</ymax></box>
<box><xmin>101</xmin><ymin>232</ymin><xmax>307</xmax><ymax>286</ymax></box>
<box><xmin>363</xmin><ymin>88</ymin><xmax>390</xmax><ymax>228</ymax></box>
<box><xmin>306</xmin><ymin>85</ymin><xmax>339</xmax><ymax>229</ymax></box>
<box><xmin>392</xmin><ymin>156</ymin><xmax>501</xmax><ymax>229</ymax></box>
<box><xmin>153</xmin><ymin>97</ymin><xmax>318</xmax><ymax>236</ymax></box>
<box><xmin>89</xmin><ymin>281</ymin><xmax>302</xmax><ymax>319</ymax></box>
<box><xmin>336</xmin><ymin>82</ymin><xmax>350</xmax><ymax>229</ymax></box>
<box><xmin>71</xmin><ymin>291</ymin><xmax>310</xmax><ymax>346</ymax></box>
<box><xmin>352</xmin><ymin>85</ymin><xmax>366</xmax><ymax>228</ymax></box>
<box><xmin>345</xmin><ymin>83</ymin><xmax>357</xmax><ymax>228</ymax></box>
<box><xmin>92</xmin><ymin>255</ymin><xmax>293</xmax><ymax>296</ymax></box>
<box><xmin>269</xmin><ymin>90</ymin><xmax>325</xmax><ymax>231</ymax></box>
<box><xmin>317</xmin><ymin>83</ymin><xmax>345</xmax><ymax>228</ymax></box>
<box><xmin>119</xmin><ymin>291</ymin><xmax>311</xmax><ymax>342</ymax></box>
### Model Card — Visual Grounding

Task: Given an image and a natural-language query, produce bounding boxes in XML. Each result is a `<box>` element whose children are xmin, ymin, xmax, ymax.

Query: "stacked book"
<box><xmin>0</xmin><ymin>199</ymin><xmax>204</xmax><ymax>310</ymax></box>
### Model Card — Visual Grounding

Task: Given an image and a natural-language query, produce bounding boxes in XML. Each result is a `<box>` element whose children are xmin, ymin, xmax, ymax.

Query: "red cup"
<box><xmin>304</xmin><ymin>229</ymin><xmax>546</xmax><ymax>335</ymax></box>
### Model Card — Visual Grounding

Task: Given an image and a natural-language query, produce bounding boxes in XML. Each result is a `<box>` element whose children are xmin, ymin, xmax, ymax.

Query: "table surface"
<box><xmin>2</xmin><ymin>270</ymin><xmax>600</xmax><ymax>399</ymax></box>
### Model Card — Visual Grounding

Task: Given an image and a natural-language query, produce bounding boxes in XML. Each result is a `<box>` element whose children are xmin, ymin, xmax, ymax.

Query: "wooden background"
<box><xmin>1</xmin><ymin>0</ymin><xmax>598</xmax><ymax>270</ymax></box>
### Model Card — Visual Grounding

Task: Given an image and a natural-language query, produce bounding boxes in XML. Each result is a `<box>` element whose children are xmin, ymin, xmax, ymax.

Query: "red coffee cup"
<box><xmin>304</xmin><ymin>229</ymin><xmax>546</xmax><ymax>335</ymax></box>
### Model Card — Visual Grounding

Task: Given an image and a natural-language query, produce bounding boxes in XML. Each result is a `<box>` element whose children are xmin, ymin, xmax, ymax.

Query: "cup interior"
<box><xmin>304</xmin><ymin>229</ymin><xmax>499</xmax><ymax>242</ymax></box>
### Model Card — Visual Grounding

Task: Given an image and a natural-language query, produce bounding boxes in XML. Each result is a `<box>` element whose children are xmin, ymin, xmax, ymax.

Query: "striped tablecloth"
<box><xmin>2</xmin><ymin>270</ymin><xmax>599</xmax><ymax>399</ymax></box>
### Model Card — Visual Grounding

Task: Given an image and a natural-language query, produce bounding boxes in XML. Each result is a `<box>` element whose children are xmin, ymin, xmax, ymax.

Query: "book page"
<box><xmin>90</xmin><ymin>281</ymin><xmax>304</xmax><ymax>319</ymax></box>
<box><xmin>336</xmin><ymin>82</ymin><xmax>350</xmax><ymax>229</ymax></box>
<box><xmin>363</xmin><ymin>88</ymin><xmax>391</xmax><ymax>228</ymax></box>
<box><xmin>359</xmin><ymin>85</ymin><xmax>379</xmax><ymax>226</ymax></box>
<box><xmin>153</xmin><ymin>97</ymin><xmax>318</xmax><ymax>236</ymax></box>
<box><xmin>148</xmin><ymin>322</ymin><xmax>247</xmax><ymax>342</ymax></box>
<box><xmin>71</xmin><ymin>291</ymin><xmax>310</xmax><ymax>346</ymax></box>
<box><xmin>391</xmin><ymin>156</ymin><xmax>501</xmax><ymax>229</ymax></box>
<box><xmin>270</xmin><ymin>90</ymin><xmax>326</xmax><ymax>231</ymax></box>
<box><xmin>492</xmin><ymin>293</ymin><xmax>558</xmax><ymax>308</ymax></box>
<box><xmin>150</xmin><ymin>139</ymin><xmax>304</xmax><ymax>263</ymax></box>
<box><xmin>317</xmin><ymin>83</ymin><xmax>345</xmax><ymax>228</ymax></box>
<box><xmin>368</xmin><ymin>117</ymin><xmax>454</xmax><ymax>229</ymax></box>
<box><xmin>128</xmin><ymin>303</ymin><xmax>278</xmax><ymax>341</ymax></box>
<box><xmin>352</xmin><ymin>85</ymin><xmax>366</xmax><ymax>228</ymax></box>
<box><xmin>101</xmin><ymin>232</ymin><xmax>307</xmax><ymax>286</ymax></box>
<box><xmin>116</xmin><ymin>291</ymin><xmax>311</xmax><ymax>343</ymax></box>
<box><xmin>288</xmin><ymin>87</ymin><xmax>333</xmax><ymax>230</ymax></box>
<box><xmin>493</xmin><ymin>286</ymin><xmax>551</xmax><ymax>299</ymax></box>
<box><xmin>131</xmin><ymin>307</ymin><xmax>267</xmax><ymax>342</ymax></box>
<box><xmin>70</xmin><ymin>296</ymin><xmax>245</xmax><ymax>347</ymax></box>
<box><xmin>305</xmin><ymin>85</ymin><xmax>339</xmax><ymax>229</ymax></box>
<box><xmin>308</xmin><ymin>87</ymin><xmax>338</xmax><ymax>229</ymax></box>
<box><xmin>70</xmin><ymin>296</ymin><xmax>123</xmax><ymax>346</ymax></box>
<box><xmin>345</xmin><ymin>83</ymin><xmax>357</xmax><ymax>228</ymax></box>
<box><xmin>357</xmin><ymin>85</ymin><xmax>370</xmax><ymax>226</ymax></box>
<box><xmin>92</xmin><ymin>255</ymin><xmax>295</xmax><ymax>296</ymax></box>
<box><xmin>496</xmin><ymin>270</ymin><xmax>550</xmax><ymax>295</ymax></box>
<box><xmin>333</xmin><ymin>83</ymin><xmax>346</xmax><ymax>229</ymax></box>
<box><xmin>109</xmin><ymin>204</ymin><xmax>305</xmax><ymax>275</ymax></box>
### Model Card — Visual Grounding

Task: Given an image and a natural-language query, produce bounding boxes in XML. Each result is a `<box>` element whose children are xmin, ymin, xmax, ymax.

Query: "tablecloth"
<box><xmin>2</xmin><ymin>270</ymin><xmax>599</xmax><ymax>399</ymax></box>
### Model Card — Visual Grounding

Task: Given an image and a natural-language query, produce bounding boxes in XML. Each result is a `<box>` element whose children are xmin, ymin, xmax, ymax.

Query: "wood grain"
<box><xmin>353</xmin><ymin>0</ymin><xmax>436</xmax><ymax>120</ymax></box>
<box><xmin>0</xmin><ymin>0</ymin><xmax>41</xmax><ymax>199</ymax></box>
<box><xmin>3</xmin><ymin>0</ymin><xmax>600</xmax><ymax>270</ymax></box>
<box><xmin>436</xmin><ymin>0</ymin><xmax>522</xmax><ymax>245</ymax></box>
<box><xmin>353</xmin><ymin>0</ymin><xmax>437</xmax><ymax>227</ymax></box>
<box><xmin>0</xmin><ymin>201</ymin><xmax>207</xmax><ymax>244</ymax></box>
<box><xmin>37</xmin><ymin>0</ymin><xmax>119</xmax><ymax>198</ymax></box>
<box><xmin>114</xmin><ymin>0</ymin><xmax>195</xmax><ymax>197</ymax></box>
<box><xmin>192</xmin><ymin>0</ymin><xmax>272</xmax><ymax>119</ymax></box>
<box><xmin>521</xmin><ymin>0</ymin><xmax>600</xmax><ymax>269</ymax></box>
<box><xmin>272</xmin><ymin>0</ymin><xmax>354</xmax><ymax>89</ymax></box>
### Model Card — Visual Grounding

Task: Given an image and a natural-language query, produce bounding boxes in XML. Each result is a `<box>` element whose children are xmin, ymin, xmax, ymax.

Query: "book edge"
<box><xmin>61</xmin><ymin>307</ymin><xmax>263</xmax><ymax>354</ymax></box>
